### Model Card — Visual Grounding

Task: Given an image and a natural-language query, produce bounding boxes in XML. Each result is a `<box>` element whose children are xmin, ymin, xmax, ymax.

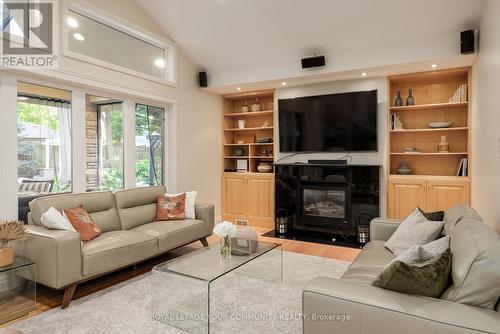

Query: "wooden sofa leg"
<box><xmin>200</xmin><ymin>237</ymin><xmax>209</xmax><ymax>247</ymax></box>
<box><xmin>62</xmin><ymin>284</ymin><xmax>77</xmax><ymax>309</ymax></box>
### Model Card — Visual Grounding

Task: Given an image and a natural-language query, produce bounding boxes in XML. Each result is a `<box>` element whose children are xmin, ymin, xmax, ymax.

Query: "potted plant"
<box><xmin>0</xmin><ymin>220</ymin><xmax>27</xmax><ymax>267</ymax></box>
<box><xmin>213</xmin><ymin>221</ymin><xmax>237</xmax><ymax>255</ymax></box>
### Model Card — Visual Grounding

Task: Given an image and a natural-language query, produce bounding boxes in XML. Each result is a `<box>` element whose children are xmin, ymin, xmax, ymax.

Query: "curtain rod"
<box><xmin>18</xmin><ymin>93</ymin><xmax>71</xmax><ymax>104</ymax></box>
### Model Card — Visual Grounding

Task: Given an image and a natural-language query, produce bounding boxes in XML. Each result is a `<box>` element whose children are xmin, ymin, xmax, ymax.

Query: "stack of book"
<box><xmin>449</xmin><ymin>84</ymin><xmax>468</xmax><ymax>103</ymax></box>
<box><xmin>456</xmin><ymin>157</ymin><xmax>468</xmax><ymax>176</ymax></box>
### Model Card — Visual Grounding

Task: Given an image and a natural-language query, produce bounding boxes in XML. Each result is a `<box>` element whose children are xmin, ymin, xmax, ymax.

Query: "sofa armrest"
<box><xmin>195</xmin><ymin>203</ymin><xmax>214</xmax><ymax>236</ymax></box>
<box><xmin>19</xmin><ymin>226</ymin><xmax>83</xmax><ymax>289</ymax></box>
<box><xmin>302</xmin><ymin>277</ymin><xmax>500</xmax><ymax>334</ymax></box>
<box><xmin>369</xmin><ymin>218</ymin><xmax>401</xmax><ymax>241</ymax></box>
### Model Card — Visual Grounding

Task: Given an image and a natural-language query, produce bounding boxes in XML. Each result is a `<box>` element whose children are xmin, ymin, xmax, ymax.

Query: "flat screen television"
<box><xmin>278</xmin><ymin>90</ymin><xmax>378</xmax><ymax>152</ymax></box>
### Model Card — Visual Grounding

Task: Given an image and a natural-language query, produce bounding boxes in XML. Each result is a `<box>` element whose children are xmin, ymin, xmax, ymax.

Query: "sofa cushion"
<box><xmin>373</xmin><ymin>248</ymin><xmax>452</xmax><ymax>298</ymax></box>
<box><xmin>441</xmin><ymin>219</ymin><xmax>500</xmax><ymax>309</ymax></box>
<box><xmin>385</xmin><ymin>208</ymin><xmax>443</xmax><ymax>256</ymax></box>
<box><xmin>443</xmin><ymin>204</ymin><xmax>482</xmax><ymax>236</ymax></box>
<box><xmin>341</xmin><ymin>241</ymin><xmax>395</xmax><ymax>285</ymax></box>
<box><xmin>63</xmin><ymin>205</ymin><xmax>102</xmax><ymax>242</ymax></box>
<box><xmin>29</xmin><ymin>191</ymin><xmax>120</xmax><ymax>232</ymax></box>
<box><xmin>131</xmin><ymin>219</ymin><xmax>206</xmax><ymax>253</ymax></box>
<box><xmin>82</xmin><ymin>230</ymin><xmax>157</xmax><ymax>277</ymax></box>
<box><xmin>156</xmin><ymin>194</ymin><xmax>186</xmax><ymax>221</ymax></box>
<box><xmin>114</xmin><ymin>186</ymin><xmax>166</xmax><ymax>230</ymax></box>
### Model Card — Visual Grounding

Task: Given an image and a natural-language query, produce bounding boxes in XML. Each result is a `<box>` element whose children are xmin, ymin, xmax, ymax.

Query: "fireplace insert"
<box><xmin>300</xmin><ymin>183</ymin><xmax>351</xmax><ymax>228</ymax></box>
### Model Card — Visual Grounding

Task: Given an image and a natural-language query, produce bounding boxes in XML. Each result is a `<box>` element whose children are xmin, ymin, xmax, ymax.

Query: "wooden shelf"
<box><xmin>390</xmin><ymin>152</ymin><xmax>469</xmax><ymax>156</ymax></box>
<box><xmin>224</xmin><ymin>127</ymin><xmax>273</xmax><ymax>132</ymax></box>
<box><xmin>250</xmin><ymin>156</ymin><xmax>274</xmax><ymax>159</ymax></box>
<box><xmin>224</xmin><ymin>143</ymin><xmax>273</xmax><ymax>146</ymax></box>
<box><xmin>390</xmin><ymin>127</ymin><xmax>468</xmax><ymax>133</ymax></box>
<box><xmin>389</xmin><ymin>102</ymin><xmax>468</xmax><ymax>111</ymax></box>
<box><xmin>224</xmin><ymin>156</ymin><xmax>248</xmax><ymax>159</ymax></box>
<box><xmin>224</xmin><ymin>110</ymin><xmax>274</xmax><ymax>117</ymax></box>
<box><xmin>389</xmin><ymin>174</ymin><xmax>470</xmax><ymax>180</ymax></box>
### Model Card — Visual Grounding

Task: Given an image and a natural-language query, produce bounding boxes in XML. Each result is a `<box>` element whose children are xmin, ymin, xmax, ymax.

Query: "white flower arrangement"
<box><xmin>213</xmin><ymin>221</ymin><xmax>237</xmax><ymax>238</ymax></box>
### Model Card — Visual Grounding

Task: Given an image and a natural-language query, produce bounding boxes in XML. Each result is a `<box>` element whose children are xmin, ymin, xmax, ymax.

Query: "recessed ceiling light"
<box><xmin>67</xmin><ymin>17</ymin><xmax>78</xmax><ymax>28</ymax></box>
<box><xmin>237</xmin><ymin>87</ymin><xmax>241</xmax><ymax>91</ymax></box>
<box><xmin>17</xmin><ymin>96</ymin><xmax>29</xmax><ymax>101</ymax></box>
<box><xmin>281</xmin><ymin>82</ymin><xmax>287</xmax><ymax>86</ymax></box>
<box><xmin>361</xmin><ymin>72</ymin><xmax>367</xmax><ymax>77</ymax></box>
<box><xmin>73</xmin><ymin>33</ymin><xmax>85</xmax><ymax>41</ymax></box>
<box><xmin>154</xmin><ymin>58</ymin><xmax>165</xmax><ymax>68</ymax></box>
<box><xmin>431</xmin><ymin>64</ymin><xmax>438</xmax><ymax>68</ymax></box>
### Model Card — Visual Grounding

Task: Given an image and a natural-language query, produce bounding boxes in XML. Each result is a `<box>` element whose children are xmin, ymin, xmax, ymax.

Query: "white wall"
<box><xmin>275</xmin><ymin>77</ymin><xmax>388</xmax><ymax>217</ymax></box>
<box><xmin>471</xmin><ymin>0</ymin><xmax>500</xmax><ymax>232</ymax></box>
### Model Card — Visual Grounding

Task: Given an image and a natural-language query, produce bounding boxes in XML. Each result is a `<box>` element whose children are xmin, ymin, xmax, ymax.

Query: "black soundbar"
<box><xmin>308</xmin><ymin>159</ymin><xmax>347</xmax><ymax>165</ymax></box>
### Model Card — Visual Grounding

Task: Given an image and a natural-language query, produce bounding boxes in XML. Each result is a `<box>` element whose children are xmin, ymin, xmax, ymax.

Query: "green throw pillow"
<box><xmin>373</xmin><ymin>248</ymin><xmax>452</xmax><ymax>298</ymax></box>
<box><xmin>418</xmin><ymin>207</ymin><xmax>444</xmax><ymax>221</ymax></box>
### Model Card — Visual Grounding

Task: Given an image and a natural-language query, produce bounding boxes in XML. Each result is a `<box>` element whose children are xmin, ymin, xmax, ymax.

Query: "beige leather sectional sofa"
<box><xmin>302</xmin><ymin>205</ymin><xmax>500</xmax><ymax>334</ymax></box>
<box><xmin>21</xmin><ymin>185</ymin><xmax>214</xmax><ymax>308</ymax></box>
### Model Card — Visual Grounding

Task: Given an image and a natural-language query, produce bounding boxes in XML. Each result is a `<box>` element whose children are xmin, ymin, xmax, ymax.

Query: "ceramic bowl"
<box><xmin>428</xmin><ymin>121</ymin><xmax>452</xmax><ymax>128</ymax></box>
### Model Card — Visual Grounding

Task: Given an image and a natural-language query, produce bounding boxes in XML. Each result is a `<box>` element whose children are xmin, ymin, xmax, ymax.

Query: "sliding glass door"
<box><xmin>135</xmin><ymin>104</ymin><xmax>165</xmax><ymax>186</ymax></box>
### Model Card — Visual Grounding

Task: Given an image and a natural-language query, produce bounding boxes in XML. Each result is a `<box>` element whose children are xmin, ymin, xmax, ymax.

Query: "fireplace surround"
<box><xmin>273</xmin><ymin>163</ymin><xmax>380</xmax><ymax>246</ymax></box>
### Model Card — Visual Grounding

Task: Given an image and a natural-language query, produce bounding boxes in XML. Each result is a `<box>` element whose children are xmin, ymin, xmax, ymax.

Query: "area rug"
<box><xmin>11</xmin><ymin>251</ymin><xmax>350</xmax><ymax>334</ymax></box>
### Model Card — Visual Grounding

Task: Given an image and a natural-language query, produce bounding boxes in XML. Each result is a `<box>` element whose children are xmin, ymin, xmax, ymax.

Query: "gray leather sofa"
<box><xmin>302</xmin><ymin>205</ymin><xmax>500</xmax><ymax>334</ymax></box>
<box><xmin>21</xmin><ymin>185</ymin><xmax>214</xmax><ymax>308</ymax></box>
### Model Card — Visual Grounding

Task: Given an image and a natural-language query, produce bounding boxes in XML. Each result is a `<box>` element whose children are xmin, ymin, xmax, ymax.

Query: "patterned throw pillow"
<box><xmin>156</xmin><ymin>193</ymin><xmax>186</xmax><ymax>221</ymax></box>
<box><xmin>63</xmin><ymin>205</ymin><xmax>102</xmax><ymax>242</ymax></box>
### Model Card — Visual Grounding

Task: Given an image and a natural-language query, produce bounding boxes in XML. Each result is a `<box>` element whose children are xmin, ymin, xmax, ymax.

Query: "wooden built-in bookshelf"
<box><xmin>221</xmin><ymin>90</ymin><xmax>275</xmax><ymax>228</ymax></box>
<box><xmin>221</xmin><ymin>89</ymin><xmax>275</xmax><ymax>173</ymax></box>
<box><xmin>387</xmin><ymin>67</ymin><xmax>472</xmax><ymax>218</ymax></box>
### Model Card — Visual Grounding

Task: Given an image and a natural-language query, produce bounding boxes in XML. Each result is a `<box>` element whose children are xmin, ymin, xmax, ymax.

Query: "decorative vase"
<box><xmin>0</xmin><ymin>242</ymin><xmax>14</xmax><ymax>267</ymax></box>
<box><xmin>406</xmin><ymin>88</ymin><xmax>415</xmax><ymax>106</ymax></box>
<box><xmin>220</xmin><ymin>236</ymin><xmax>231</xmax><ymax>255</ymax></box>
<box><xmin>257</xmin><ymin>162</ymin><xmax>273</xmax><ymax>173</ymax></box>
<box><xmin>238</xmin><ymin>119</ymin><xmax>246</xmax><ymax>129</ymax></box>
<box><xmin>241</xmin><ymin>101</ymin><xmax>250</xmax><ymax>113</ymax></box>
<box><xmin>395</xmin><ymin>91</ymin><xmax>403</xmax><ymax>106</ymax></box>
<box><xmin>438</xmin><ymin>135</ymin><xmax>449</xmax><ymax>152</ymax></box>
<box><xmin>234</xmin><ymin>148</ymin><xmax>245</xmax><ymax>156</ymax></box>
<box><xmin>251</xmin><ymin>98</ymin><xmax>262</xmax><ymax>112</ymax></box>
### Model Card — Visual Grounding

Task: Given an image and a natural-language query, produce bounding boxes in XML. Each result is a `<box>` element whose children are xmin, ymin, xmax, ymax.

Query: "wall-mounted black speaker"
<box><xmin>301</xmin><ymin>55</ymin><xmax>325</xmax><ymax>69</ymax></box>
<box><xmin>460</xmin><ymin>30</ymin><xmax>475</xmax><ymax>54</ymax></box>
<box><xmin>198</xmin><ymin>71</ymin><xmax>208</xmax><ymax>87</ymax></box>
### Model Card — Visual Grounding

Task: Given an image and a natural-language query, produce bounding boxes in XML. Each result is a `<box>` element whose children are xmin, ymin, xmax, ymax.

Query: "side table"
<box><xmin>0</xmin><ymin>257</ymin><xmax>36</xmax><ymax>324</ymax></box>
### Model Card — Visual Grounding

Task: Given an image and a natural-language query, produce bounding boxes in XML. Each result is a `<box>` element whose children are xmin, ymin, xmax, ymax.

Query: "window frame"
<box><xmin>134</xmin><ymin>103</ymin><xmax>166</xmax><ymax>187</ymax></box>
<box><xmin>16</xmin><ymin>91</ymin><xmax>73</xmax><ymax>196</ymax></box>
<box><xmin>62</xmin><ymin>1</ymin><xmax>177</xmax><ymax>86</ymax></box>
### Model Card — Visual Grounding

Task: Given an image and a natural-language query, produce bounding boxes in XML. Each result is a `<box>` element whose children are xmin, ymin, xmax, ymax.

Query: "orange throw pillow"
<box><xmin>156</xmin><ymin>193</ymin><xmax>186</xmax><ymax>221</ymax></box>
<box><xmin>63</xmin><ymin>205</ymin><xmax>102</xmax><ymax>242</ymax></box>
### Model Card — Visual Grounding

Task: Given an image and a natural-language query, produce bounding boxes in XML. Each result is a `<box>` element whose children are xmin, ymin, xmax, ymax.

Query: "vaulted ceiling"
<box><xmin>137</xmin><ymin>0</ymin><xmax>484</xmax><ymax>92</ymax></box>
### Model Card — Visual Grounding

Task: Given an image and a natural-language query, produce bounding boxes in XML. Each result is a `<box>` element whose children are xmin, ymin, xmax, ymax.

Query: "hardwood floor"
<box><xmin>3</xmin><ymin>227</ymin><xmax>360</xmax><ymax>327</ymax></box>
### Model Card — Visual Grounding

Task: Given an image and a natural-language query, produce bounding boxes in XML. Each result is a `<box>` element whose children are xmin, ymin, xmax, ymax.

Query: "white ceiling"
<box><xmin>137</xmin><ymin>0</ymin><xmax>484</xmax><ymax>92</ymax></box>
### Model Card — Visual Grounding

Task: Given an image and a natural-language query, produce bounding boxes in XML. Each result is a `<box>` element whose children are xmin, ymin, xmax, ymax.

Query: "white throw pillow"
<box><xmin>166</xmin><ymin>191</ymin><xmax>197</xmax><ymax>219</ymax></box>
<box><xmin>391</xmin><ymin>236</ymin><xmax>450</xmax><ymax>265</ymax></box>
<box><xmin>385</xmin><ymin>208</ymin><xmax>444</xmax><ymax>256</ymax></box>
<box><xmin>41</xmin><ymin>207</ymin><xmax>77</xmax><ymax>231</ymax></box>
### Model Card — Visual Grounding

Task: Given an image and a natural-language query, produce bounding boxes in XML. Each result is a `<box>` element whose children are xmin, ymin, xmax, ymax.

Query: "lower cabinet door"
<box><xmin>222</xmin><ymin>174</ymin><xmax>247</xmax><ymax>217</ymax></box>
<box><xmin>426</xmin><ymin>180</ymin><xmax>470</xmax><ymax>212</ymax></box>
<box><xmin>388</xmin><ymin>178</ymin><xmax>427</xmax><ymax>219</ymax></box>
<box><xmin>246</xmin><ymin>174</ymin><xmax>274</xmax><ymax>228</ymax></box>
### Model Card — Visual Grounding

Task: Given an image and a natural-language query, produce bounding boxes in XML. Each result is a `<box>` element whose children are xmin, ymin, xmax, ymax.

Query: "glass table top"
<box><xmin>0</xmin><ymin>257</ymin><xmax>35</xmax><ymax>273</ymax></box>
<box><xmin>153</xmin><ymin>241</ymin><xmax>280</xmax><ymax>282</ymax></box>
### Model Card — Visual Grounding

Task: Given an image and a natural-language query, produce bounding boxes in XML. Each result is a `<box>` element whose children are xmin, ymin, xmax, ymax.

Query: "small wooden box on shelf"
<box><xmin>387</xmin><ymin>67</ymin><xmax>472</xmax><ymax>219</ymax></box>
<box><xmin>221</xmin><ymin>90</ymin><xmax>275</xmax><ymax>228</ymax></box>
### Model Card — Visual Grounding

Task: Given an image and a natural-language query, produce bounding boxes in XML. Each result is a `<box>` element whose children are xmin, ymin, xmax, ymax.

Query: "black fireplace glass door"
<box><xmin>303</xmin><ymin>189</ymin><xmax>346</xmax><ymax>219</ymax></box>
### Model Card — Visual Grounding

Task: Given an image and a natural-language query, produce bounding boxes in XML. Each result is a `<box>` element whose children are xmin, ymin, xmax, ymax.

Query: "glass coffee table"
<box><xmin>151</xmin><ymin>241</ymin><xmax>282</xmax><ymax>333</ymax></box>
